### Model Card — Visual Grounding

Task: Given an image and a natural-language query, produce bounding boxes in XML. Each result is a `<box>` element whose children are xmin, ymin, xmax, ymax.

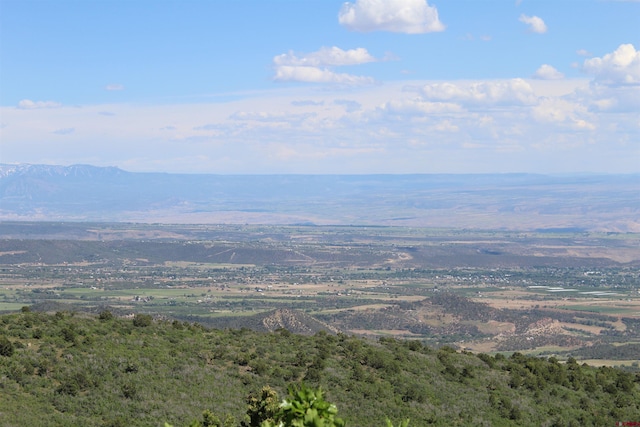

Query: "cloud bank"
<box><xmin>2</xmin><ymin>45</ymin><xmax>637</xmax><ymax>174</ymax></box>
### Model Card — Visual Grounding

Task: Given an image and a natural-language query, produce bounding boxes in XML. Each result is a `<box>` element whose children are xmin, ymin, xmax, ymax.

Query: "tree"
<box><xmin>242</xmin><ymin>386</ymin><xmax>280</xmax><ymax>427</ymax></box>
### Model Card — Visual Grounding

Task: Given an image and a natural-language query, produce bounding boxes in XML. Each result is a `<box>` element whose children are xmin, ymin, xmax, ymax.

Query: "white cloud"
<box><xmin>419</xmin><ymin>79</ymin><xmax>537</xmax><ymax>107</ymax></box>
<box><xmin>572</xmin><ymin>82</ymin><xmax>640</xmax><ymax>113</ymax></box>
<box><xmin>1</xmin><ymin>76</ymin><xmax>636</xmax><ymax>174</ymax></box>
<box><xmin>229</xmin><ymin>111</ymin><xmax>316</xmax><ymax>123</ymax></box>
<box><xmin>576</xmin><ymin>49</ymin><xmax>592</xmax><ymax>57</ymax></box>
<box><xmin>519</xmin><ymin>14</ymin><xmax>547</xmax><ymax>34</ymax></box>
<box><xmin>583</xmin><ymin>43</ymin><xmax>640</xmax><ymax>85</ymax></box>
<box><xmin>533</xmin><ymin>64</ymin><xmax>564</xmax><ymax>80</ymax></box>
<box><xmin>431</xmin><ymin>120</ymin><xmax>459</xmax><ymax>132</ymax></box>
<box><xmin>273</xmin><ymin>66</ymin><xmax>375</xmax><ymax>85</ymax></box>
<box><xmin>272</xmin><ymin>47</ymin><xmax>378</xmax><ymax>85</ymax></box>
<box><xmin>338</xmin><ymin>0</ymin><xmax>445</xmax><ymax>34</ymax></box>
<box><xmin>532</xmin><ymin>98</ymin><xmax>595</xmax><ymax>130</ymax></box>
<box><xmin>105</xmin><ymin>84</ymin><xmax>124</xmax><ymax>91</ymax></box>
<box><xmin>378</xmin><ymin>99</ymin><xmax>463</xmax><ymax>116</ymax></box>
<box><xmin>291</xmin><ymin>100</ymin><xmax>324</xmax><ymax>107</ymax></box>
<box><xmin>17</xmin><ymin>99</ymin><xmax>62</xmax><ymax>109</ymax></box>
<box><xmin>274</xmin><ymin>46</ymin><xmax>377</xmax><ymax>67</ymax></box>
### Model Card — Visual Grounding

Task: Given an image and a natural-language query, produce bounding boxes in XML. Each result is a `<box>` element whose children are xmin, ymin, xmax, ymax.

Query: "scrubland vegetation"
<box><xmin>1</xmin><ymin>309</ymin><xmax>639</xmax><ymax>426</ymax></box>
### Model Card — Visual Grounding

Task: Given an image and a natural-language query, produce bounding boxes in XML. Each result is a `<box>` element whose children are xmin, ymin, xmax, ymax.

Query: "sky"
<box><xmin>0</xmin><ymin>0</ymin><xmax>639</xmax><ymax>174</ymax></box>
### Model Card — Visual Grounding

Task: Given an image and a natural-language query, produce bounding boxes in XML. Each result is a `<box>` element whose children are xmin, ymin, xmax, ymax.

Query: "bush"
<box><xmin>0</xmin><ymin>336</ymin><xmax>14</xmax><ymax>357</ymax></box>
<box><xmin>263</xmin><ymin>384</ymin><xmax>345</xmax><ymax>427</ymax></box>
<box><xmin>243</xmin><ymin>386</ymin><xmax>280</xmax><ymax>427</ymax></box>
<box><xmin>133</xmin><ymin>314</ymin><xmax>153</xmax><ymax>327</ymax></box>
<box><xmin>99</xmin><ymin>310</ymin><xmax>114</xmax><ymax>321</ymax></box>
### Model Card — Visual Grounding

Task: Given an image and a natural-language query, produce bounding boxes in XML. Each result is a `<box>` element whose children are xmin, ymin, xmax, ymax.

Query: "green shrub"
<box><xmin>0</xmin><ymin>336</ymin><xmax>14</xmax><ymax>357</ymax></box>
<box><xmin>263</xmin><ymin>384</ymin><xmax>345</xmax><ymax>427</ymax></box>
<box><xmin>243</xmin><ymin>386</ymin><xmax>280</xmax><ymax>427</ymax></box>
<box><xmin>133</xmin><ymin>313</ymin><xmax>153</xmax><ymax>327</ymax></box>
<box><xmin>99</xmin><ymin>310</ymin><xmax>114</xmax><ymax>321</ymax></box>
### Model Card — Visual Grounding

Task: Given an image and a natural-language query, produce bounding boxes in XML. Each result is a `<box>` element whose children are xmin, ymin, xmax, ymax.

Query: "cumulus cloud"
<box><xmin>419</xmin><ymin>79</ymin><xmax>537</xmax><ymax>107</ymax></box>
<box><xmin>17</xmin><ymin>99</ymin><xmax>62</xmax><ymax>109</ymax></box>
<box><xmin>274</xmin><ymin>46</ymin><xmax>376</xmax><ymax>67</ymax></box>
<box><xmin>338</xmin><ymin>0</ymin><xmax>445</xmax><ymax>34</ymax></box>
<box><xmin>576</xmin><ymin>49</ymin><xmax>592</xmax><ymax>57</ymax></box>
<box><xmin>519</xmin><ymin>14</ymin><xmax>547</xmax><ymax>33</ymax></box>
<box><xmin>571</xmin><ymin>80</ymin><xmax>640</xmax><ymax>113</ymax></box>
<box><xmin>533</xmin><ymin>64</ymin><xmax>564</xmax><ymax>80</ymax></box>
<box><xmin>532</xmin><ymin>98</ymin><xmax>595</xmax><ymax>130</ymax></box>
<box><xmin>105</xmin><ymin>83</ymin><xmax>124</xmax><ymax>91</ymax></box>
<box><xmin>583</xmin><ymin>43</ymin><xmax>640</xmax><ymax>85</ymax></box>
<box><xmin>272</xmin><ymin>47</ymin><xmax>378</xmax><ymax>85</ymax></box>
<box><xmin>273</xmin><ymin>66</ymin><xmax>375</xmax><ymax>84</ymax></box>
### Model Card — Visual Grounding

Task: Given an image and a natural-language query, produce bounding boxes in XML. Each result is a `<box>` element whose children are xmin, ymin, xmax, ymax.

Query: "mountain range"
<box><xmin>1</xmin><ymin>163</ymin><xmax>638</xmax><ymax>231</ymax></box>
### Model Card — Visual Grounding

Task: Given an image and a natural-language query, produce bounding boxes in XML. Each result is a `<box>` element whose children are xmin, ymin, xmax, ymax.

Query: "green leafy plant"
<box><xmin>263</xmin><ymin>384</ymin><xmax>345</xmax><ymax>427</ymax></box>
<box><xmin>0</xmin><ymin>336</ymin><xmax>14</xmax><ymax>357</ymax></box>
<box><xmin>385</xmin><ymin>419</ymin><xmax>410</xmax><ymax>427</ymax></box>
<box><xmin>244</xmin><ymin>386</ymin><xmax>280</xmax><ymax>427</ymax></box>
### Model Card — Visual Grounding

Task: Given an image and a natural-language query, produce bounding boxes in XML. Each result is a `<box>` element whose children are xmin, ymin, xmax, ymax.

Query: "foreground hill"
<box><xmin>0</xmin><ymin>310</ymin><xmax>638</xmax><ymax>426</ymax></box>
<box><xmin>1</xmin><ymin>164</ymin><xmax>639</xmax><ymax>231</ymax></box>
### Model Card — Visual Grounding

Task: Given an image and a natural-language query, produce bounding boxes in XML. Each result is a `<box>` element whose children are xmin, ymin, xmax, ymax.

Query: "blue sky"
<box><xmin>1</xmin><ymin>0</ymin><xmax>639</xmax><ymax>174</ymax></box>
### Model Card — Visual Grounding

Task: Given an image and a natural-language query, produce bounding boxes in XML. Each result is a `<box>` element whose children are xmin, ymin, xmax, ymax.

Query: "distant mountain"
<box><xmin>1</xmin><ymin>163</ymin><xmax>639</xmax><ymax>231</ymax></box>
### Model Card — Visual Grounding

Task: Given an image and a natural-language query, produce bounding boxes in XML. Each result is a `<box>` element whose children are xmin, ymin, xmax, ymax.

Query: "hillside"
<box><xmin>206</xmin><ymin>308</ymin><xmax>341</xmax><ymax>335</ymax></box>
<box><xmin>0</xmin><ymin>310</ymin><xmax>639</xmax><ymax>426</ymax></box>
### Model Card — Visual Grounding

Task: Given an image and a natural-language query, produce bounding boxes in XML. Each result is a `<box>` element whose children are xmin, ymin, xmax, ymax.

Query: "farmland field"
<box><xmin>1</xmin><ymin>222</ymin><xmax>639</xmax><ymax>365</ymax></box>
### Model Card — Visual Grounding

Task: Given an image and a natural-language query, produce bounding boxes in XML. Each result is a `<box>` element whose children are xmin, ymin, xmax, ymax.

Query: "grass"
<box><xmin>558</xmin><ymin>305</ymin><xmax>636</xmax><ymax>315</ymax></box>
<box><xmin>0</xmin><ymin>302</ymin><xmax>28</xmax><ymax>311</ymax></box>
